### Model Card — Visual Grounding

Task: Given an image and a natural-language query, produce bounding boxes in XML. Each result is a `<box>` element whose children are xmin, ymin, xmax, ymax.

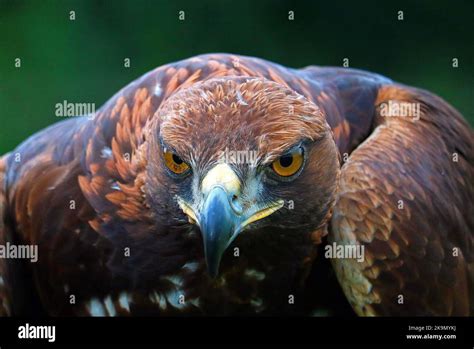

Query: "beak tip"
<box><xmin>205</xmin><ymin>255</ymin><xmax>222</xmax><ymax>279</ymax></box>
<box><xmin>208</xmin><ymin>269</ymin><xmax>219</xmax><ymax>279</ymax></box>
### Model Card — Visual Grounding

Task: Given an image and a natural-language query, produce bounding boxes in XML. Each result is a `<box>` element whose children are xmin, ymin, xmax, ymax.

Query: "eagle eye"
<box><xmin>271</xmin><ymin>147</ymin><xmax>304</xmax><ymax>177</ymax></box>
<box><xmin>163</xmin><ymin>150</ymin><xmax>190</xmax><ymax>174</ymax></box>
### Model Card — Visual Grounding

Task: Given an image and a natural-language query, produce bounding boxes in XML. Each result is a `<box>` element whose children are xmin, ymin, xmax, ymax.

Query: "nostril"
<box><xmin>230</xmin><ymin>194</ymin><xmax>243</xmax><ymax>215</ymax></box>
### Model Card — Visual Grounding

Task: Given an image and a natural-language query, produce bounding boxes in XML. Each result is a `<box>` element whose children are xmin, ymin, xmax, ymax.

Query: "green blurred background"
<box><xmin>0</xmin><ymin>0</ymin><xmax>472</xmax><ymax>154</ymax></box>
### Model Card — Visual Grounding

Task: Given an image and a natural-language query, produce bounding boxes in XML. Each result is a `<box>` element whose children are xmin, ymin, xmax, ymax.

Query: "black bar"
<box><xmin>0</xmin><ymin>317</ymin><xmax>472</xmax><ymax>347</ymax></box>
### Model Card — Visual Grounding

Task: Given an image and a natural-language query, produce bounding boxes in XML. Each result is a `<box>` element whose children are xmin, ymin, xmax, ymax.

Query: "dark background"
<box><xmin>0</xmin><ymin>0</ymin><xmax>472</xmax><ymax>154</ymax></box>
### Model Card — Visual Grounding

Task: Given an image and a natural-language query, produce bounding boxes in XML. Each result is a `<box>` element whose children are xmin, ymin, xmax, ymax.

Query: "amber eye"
<box><xmin>164</xmin><ymin>151</ymin><xmax>190</xmax><ymax>174</ymax></box>
<box><xmin>271</xmin><ymin>147</ymin><xmax>304</xmax><ymax>177</ymax></box>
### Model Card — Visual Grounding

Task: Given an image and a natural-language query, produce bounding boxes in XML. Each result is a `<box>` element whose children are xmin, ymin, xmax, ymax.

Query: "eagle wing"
<box><xmin>329</xmin><ymin>83</ymin><xmax>474</xmax><ymax>316</ymax></box>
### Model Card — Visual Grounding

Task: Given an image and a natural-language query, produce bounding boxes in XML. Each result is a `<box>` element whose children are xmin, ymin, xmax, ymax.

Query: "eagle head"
<box><xmin>144</xmin><ymin>76</ymin><xmax>340</xmax><ymax>278</ymax></box>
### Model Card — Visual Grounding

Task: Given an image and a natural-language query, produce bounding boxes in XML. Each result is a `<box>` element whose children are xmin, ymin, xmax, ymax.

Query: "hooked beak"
<box><xmin>199</xmin><ymin>186</ymin><xmax>241</xmax><ymax>278</ymax></box>
<box><xmin>177</xmin><ymin>163</ymin><xmax>284</xmax><ymax>278</ymax></box>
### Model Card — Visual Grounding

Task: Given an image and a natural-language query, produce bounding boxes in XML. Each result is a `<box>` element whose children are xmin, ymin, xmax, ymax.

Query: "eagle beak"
<box><xmin>199</xmin><ymin>185</ymin><xmax>241</xmax><ymax>278</ymax></box>
<box><xmin>197</xmin><ymin>163</ymin><xmax>243</xmax><ymax>278</ymax></box>
<box><xmin>177</xmin><ymin>163</ymin><xmax>284</xmax><ymax>278</ymax></box>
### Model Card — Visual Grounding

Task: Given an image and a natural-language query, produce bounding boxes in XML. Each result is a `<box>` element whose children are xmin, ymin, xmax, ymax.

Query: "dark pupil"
<box><xmin>172</xmin><ymin>154</ymin><xmax>183</xmax><ymax>165</ymax></box>
<box><xmin>279</xmin><ymin>155</ymin><xmax>293</xmax><ymax>167</ymax></box>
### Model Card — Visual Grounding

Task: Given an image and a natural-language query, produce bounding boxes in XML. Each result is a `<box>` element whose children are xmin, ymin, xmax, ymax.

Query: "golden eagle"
<box><xmin>0</xmin><ymin>54</ymin><xmax>472</xmax><ymax>316</ymax></box>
